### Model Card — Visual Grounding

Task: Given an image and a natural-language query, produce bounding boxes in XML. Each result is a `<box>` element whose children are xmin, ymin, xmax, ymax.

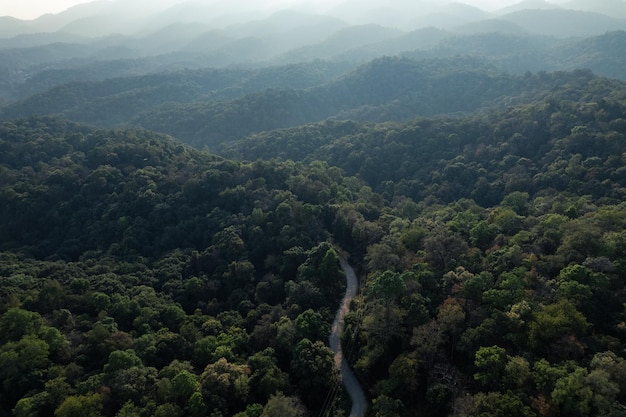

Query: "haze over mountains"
<box><xmin>0</xmin><ymin>0</ymin><xmax>625</xmax><ymax>149</ymax></box>
<box><xmin>1</xmin><ymin>0</ymin><xmax>626</xmax><ymax>42</ymax></box>
<box><xmin>0</xmin><ymin>0</ymin><xmax>625</xmax><ymax>109</ymax></box>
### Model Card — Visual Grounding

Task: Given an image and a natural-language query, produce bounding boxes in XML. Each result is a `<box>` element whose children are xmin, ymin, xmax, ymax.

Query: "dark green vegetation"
<box><xmin>2</xmin><ymin>65</ymin><xmax>626</xmax><ymax>416</ymax></box>
<box><xmin>0</xmin><ymin>117</ymin><xmax>351</xmax><ymax>416</ymax></box>
<box><xmin>4</xmin><ymin>52</ymin><xmax>626</xmax><ymax>151</ymax></box>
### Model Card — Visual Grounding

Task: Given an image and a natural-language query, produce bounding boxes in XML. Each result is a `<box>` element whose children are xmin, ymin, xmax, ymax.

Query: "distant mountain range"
<box><xmin>1</xmin><ymin>0</ymin><xmax>625</xmax><ymax>39</ymax></box>
<box><xmin>1</xmin><ymin>0</ymin><xmax>626</xmax><ymax>120</ymax></box>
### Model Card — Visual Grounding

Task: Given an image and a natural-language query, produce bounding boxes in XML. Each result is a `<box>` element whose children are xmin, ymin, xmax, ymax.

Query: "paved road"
<box><xmin>328</xmin><ymin>258</ymin><xmax>367</xmax><ymax>417</ymax></box>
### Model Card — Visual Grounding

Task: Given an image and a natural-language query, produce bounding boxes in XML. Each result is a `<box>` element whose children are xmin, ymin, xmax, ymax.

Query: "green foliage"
<box><xmin>528</xmin><ymin>301</ymin><xmax>590</xmax><ymax>360</ymax></box>
<box><xmin>54</xmin><ymin>393</ymin><xmax>104</xmax><ymax>417</ymax></box>
<box><xmin>260</xmin><ymin>392</ymin><xmax>307</xmax><ymax>417</ymax></box>
<box><xmin>2</xmin><ymin>67</ymin><xmax>626</xmax><ymax>417</ymax></box>
<box><xmin>200</xmin><ymin>358</ymin><xmax>250</xmax><ymax>415</ymax></box>
<box><xmin>474</xmin><ymin>345</ymin><xmax>507</xmax><ymax>388</ymax></box>
<box><xmin>466</xmin><ymin>392</ymin><xmax>536</xmax><ymax>417</ymax></box>
<box><xmin>290</xmin><ymin>339</ymin><xmax>338</xmax><ymax>410</ymax></box>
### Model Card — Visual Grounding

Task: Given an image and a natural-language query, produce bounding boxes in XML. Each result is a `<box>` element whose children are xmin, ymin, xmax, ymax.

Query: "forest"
<box><xmin>1</xmin><ymin>69</ymin><xmax>626</xmax><ymax>416</ymax></box>
<box><xmin>2</xmin><ymin>1</ymin><xmax>626</xmax><ymax>416</ymax></box>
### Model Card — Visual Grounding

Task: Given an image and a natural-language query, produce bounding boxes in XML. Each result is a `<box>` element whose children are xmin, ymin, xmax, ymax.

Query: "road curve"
<box><xmin>328</xmin><ymin>258</ymin><xmax>367</xmax><ymax>417</ymax></box>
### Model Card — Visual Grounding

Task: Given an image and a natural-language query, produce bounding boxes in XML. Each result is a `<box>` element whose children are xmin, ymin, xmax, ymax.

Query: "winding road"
<box><xmin>328</xmin><ymin>258</ymin><xmax>367</xmax><ymax>417</ymax></box>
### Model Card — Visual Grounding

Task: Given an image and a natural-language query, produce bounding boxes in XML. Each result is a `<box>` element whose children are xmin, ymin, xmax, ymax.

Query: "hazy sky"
<box><xmin>1</xmin><ymin>0</ymin><xmax>90</xmax><ymax>19</ymax></box>
<box><xmin>1</xmin><ymin>0</ymin><xmax>558</xmax><ymax>20</ymax></box>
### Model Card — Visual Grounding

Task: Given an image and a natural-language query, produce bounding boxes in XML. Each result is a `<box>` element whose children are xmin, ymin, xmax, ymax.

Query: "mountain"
<box><xmin>143</xmin><ymin>0</ymin><xmax>268</xmax><ymax>30</ymax></box>
<box><xmin>562</xmin><ymin>0</ymin><xmax>626</xmax><ymax>18</ymax></box>
<box><xmin>277</xmin><ymin>24</ymin><xmax>404</xmax><ymax>62</ymax></box>
<box><xmin>4</xmin><ymin>53</ymin><xmax>626</xmax><ymax>148</ymax></box>
<box><xmin>411</xmin><ymin>3</ymin><xmax>493</xmax><ymax>30</ymax></box>
<box><xmin>219</xmin><ymin>10</ymin><xmax>349</xmax><ymax>57</ymax></box>
<box><xmin>0</xmin><ymin>31</ymin><xmax>89</xmax><ymax>49</ymax></box>
<box><xmin>500</xmin><ymin>9</ymin><xmax>626</xmax><ymax>37</ymax></box>
<box><xmin>452</xmin><ymin>19</ymin><xmax>529</xmax><ymax>35</ymax></box>
<box><xmin>0</xmin><ymin>16</ymin><xmax>32</xmax><ymax>38</ymax></box>
<box><xmin>493</xmin><ymin>0</ymin><xmax>562</xmax><ymax>15</ymax></box>
<box><xmin>558</xmin><ymin>30</ymin><xmax>626</xmax><ymax>79</ymax></box>
<box><xmin>128</xmin><ymin>23</ymin><xmax>212</xmax><ymax>55</ymax></box>
<box><xmin>325</xmin><ymin>0</ymin><xmax>438</xmax><ymax>28</ymax></box>
<box><xmin>0</xmin><ymin>59</ymin><xmax>354</xmax><ymax>123</ymax></box>
<box><xmin>31</xmin><ymin>0</ymin><xmax>127</xmax><ymax>33</ymax></box>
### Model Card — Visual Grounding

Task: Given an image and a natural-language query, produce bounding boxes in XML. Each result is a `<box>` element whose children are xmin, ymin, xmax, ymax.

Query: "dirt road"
<box><xmin>328</xmin><ymin>258</ymin><xmax>367</xmax><ymax>417</ymax></box>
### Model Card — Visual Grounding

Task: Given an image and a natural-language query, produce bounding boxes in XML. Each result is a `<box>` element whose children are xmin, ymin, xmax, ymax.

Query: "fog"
<box><xmin>3</xmin><ymin>0</ymin><xmax>624</xmax><ymax>37</ymax></box>
<box><xmin>1</xmin><ymin>0</ymin><xmax>575</xmax><ymax>20</ymax></box>
<box><xmin>0</xmin><ymin>0</ymin><xmax>625</xmax><ymax>88</ymax></box>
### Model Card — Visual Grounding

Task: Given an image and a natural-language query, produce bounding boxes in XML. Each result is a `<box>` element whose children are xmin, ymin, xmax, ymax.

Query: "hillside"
<box><xmin>1</xmin><ymin>69</ymin><xmax>626</xmax><ymax>414</ymax></box>
<box><xmin>2</xmin><ymin>23</ymin><xmax>626</xmax><ymax>107</ymax></box>
<box><xmin>222</xmin><ymin>69</ymin><xmax>626</xmax><ymax>205</ymax></box>
<box><xmin>5</xmin><ymin>56</ymin><xmax>626</xmax><ymax>151</ymax></box>
<box><xmin>2</xmin><ymin>2</ymin><xmax>626</xmax><ymax>416</ymax></box>
<box><xmin>0</xmin><ymin>116</ymin><xmax>358</xmax><ymax>415</ymax></box>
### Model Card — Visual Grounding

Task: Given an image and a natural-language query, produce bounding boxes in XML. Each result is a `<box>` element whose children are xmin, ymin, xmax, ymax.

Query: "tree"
<box><xmin>551</xmin><ymin>366</ymin><xmax>592</xmax><ymax>417</ymax></box>
<box><xmin>371</xmin><ymin>395</ymin><xmax>403</xmax><ymax>417</ymax></box>
<box><xmin>104</xmin><ymin>350</ymin><xmax>143</xmax><ymax>374</ymax></box>
<box><xmin>0</xmin><ymin>308</ymin><xmax>44</xmax><ymax>344</ymax></box>
<box><xmin>368</xmin><ymin>270</ymin><xmax>406</xmax><ymax>342</ymax></box>
<box><xmin>13</xmin><ymin>392</ymin><xmax>51</xmax><ymax>417</ymax></box>
<box><xmin>54</xmin><ymin>393</ymin><xmax>104</xmax><ymax>417</ymax></box>
<box><xmin>528</xmin><ymin>301</ymin><xmax>590</xmax><ymax>360</ymax></box>
<box><xmin>260</xmin><ymin>392</ymin><xmax>308</xmax><ymax>417</ymax></box>
<box><xmin>501</xmin><ymin>191</ymin><xmax>530</xmax><ymax>216</ymax></box>
<box><xmin>187</xmin><ymin>392</ymin><xmax>207</xmax><ymax>417</ymax></box>
<box><xmin>423</xmin><ymin>225</ymin><xmax>468</xmax><ymax>270</ymax></box>
<box><xmin>248</xmin><ymin>348</ymin><xmax>289</xmax><ymax>403</ymax></box>
<box><xmin>470</xmin><ymin>220</ymin><xmax>499</xmax><ymax>250</ymax></box>
<box><xmin>474</xmin><ymin>345</ymin><xmax>507</xmax><ymax>389</ymax></box>
<box><xmin>171</xmin><ymin>370</ymin><xmax>198</xmax><ymax>403</ymax></box>
<box><xmin>290</xmin><ymin>339</ymin><xmax>338</xmax><ymax>409</ymax></box>
<box><xmin>467</xmin><ymin>392</ymin><xmax>535</xmax><ymax>417</ymax></box>
<box><xmin>0</xmin><ymin>335</ymin><xmax>51</xmax><ymax>407</ymax></box>
<box><xmin>200</xmin><ymin>358</ymin><xmax>250</xmax><ymax>415</ymax></box>
<box><xmin>504</xmin><ymin>356</ymin><xmax>532</xmax><ymax>392</ymax></box>
<box><xmin>294</xmin><ymin>309</ymin><xmax>327</xmax><ymax>342</ymax></box>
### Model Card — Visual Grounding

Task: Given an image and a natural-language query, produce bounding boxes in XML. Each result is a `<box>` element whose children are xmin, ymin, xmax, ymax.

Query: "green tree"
<box><xmin>501</xmin><ymin>191</ymin><xmax>530</xmax><ymax>216</ymax></box>
<box><xmin>294</xmin><ymin>309</ymin><xmax>327</xmax><ymax>341</ymax></box>
<box><xmin>290</xmin><ymin>339</ymin><xmax>338</xmax><ymax>409</ymax></box>
<box><xmin>187</xmin><ymin>392</ymin><xmax>207</xmax><ymax>417</ymax></box>
<box><xmin>371</xmin><ymin>394</ymin><xmax>403</xmax><ymax>417</ymax></box>
<box><xmin>171</xmin><ymin>370</ymin><xmax>198</xmax><ymax>403</ymax></box>
<box><xmin>468</xmin><ymin>392</ymin><xmax>535</xmax><ymax>417</ymax></box>
<box><xmin>0</xmin><ymin>308</ymin><xmax>44</xmax><ymax>344</ymax></box>
<box><xmin>200</xmin><ymin>357</ymin><xmax>250</xmax><ymax>415</ymax></box>
<box><xmin>13</xmin><ymin>392</ymin><xmax>51</xmax><ymax>417</ymax></box>
<box><xmin>474</xmin><ymin>345</ymin><xmax>507</xmax><ymax>388</ymax></box>
<box><xmin>551</xmin><ymin>366</ymin><xmax>592</xmax><ymax>417</ymax></box>
<box><xmin>528</xmin><ymin>301</ymin><xmax>590</xmax><ymax>360</ymax></box>
<box><xmin>248</xmin><ymin>348</ymin><xmax>289</xmax><ymax>403</ymax></box>
<box><xmin>260</xmin><ymin>392</ymin><xmax>307</xmax><ymax>417</ymax></box>
<box><xmin>423</xmin><ymin>226</ymin><xmax>468</xmax><ymax>270</ymax></box>
<box><xmin>0</xmin><ymin>335</ymin><xmax>51</xmax><ymax>406</ymax></box>
<box><xmin>54</xmin><ymin>393</ymin><xmax>103</xmax><ymax>417</ymax></box>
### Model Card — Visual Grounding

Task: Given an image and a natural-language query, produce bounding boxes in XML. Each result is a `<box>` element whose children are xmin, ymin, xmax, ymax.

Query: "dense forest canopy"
<box><xmin>2</xmin><ymin>1</ymin><xmax>626</xmax><ymax>416</ymax></box>
<box><xmin>1</xmin><ymin>73</ymin><xmax>626</xmax><ymax>415</ymax></box>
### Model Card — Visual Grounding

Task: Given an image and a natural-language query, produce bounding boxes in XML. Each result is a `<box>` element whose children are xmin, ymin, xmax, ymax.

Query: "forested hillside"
<box><xmin>6</xmin><ymin>57</ymin><xmax>626</xmax><ymax>150</ymax></box>
<box><xmin>2</xmin><ymin>1</ymin><xmax>626</xmax><ymax>416</ymax></box>
<box><xmin>2</xmin><ymin>69</ymin><xmax>626</xmax><ymax>416</ymax></box>
<box><xmin>0</xmin><ymin>117</ymin><xmax>364</xmax><ymax>417</ymax></box>
<box><xmin>222</xmin><ymin>67</ymin><xmax>626</xmax><ymax>205</ymax></box>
